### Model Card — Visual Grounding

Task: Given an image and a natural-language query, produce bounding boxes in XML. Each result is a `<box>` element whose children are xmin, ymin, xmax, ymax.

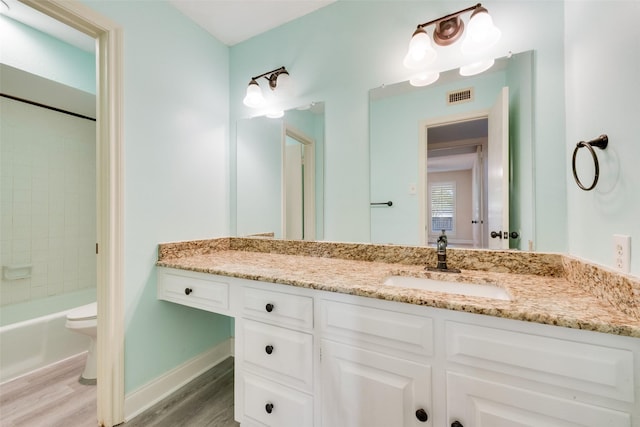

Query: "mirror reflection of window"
<box><xmin>430</xmin><ymin>181</ymin><xmax>456</xmax><ymax>235</ymax></box>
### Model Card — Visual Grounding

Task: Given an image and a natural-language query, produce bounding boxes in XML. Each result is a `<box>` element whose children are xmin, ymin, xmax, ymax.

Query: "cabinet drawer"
<box><xmin>447</xmin><ymin>372</ymin><xmax>631</xmax><ymax>427</ymax></box>
<box><xmin>321</xmin><ymin>300</ymin><xmax>433</xmax><ymax>357</ymax></box>
<box><xmin>243</xmin><ymin>287</ymin><xmax>313</xmax><ymax>330</ymax></box>
<box><xmin>244</xmin><ymin>374</ymin><xmax>313</xmax><ymax>427</ymax></box>
<box><xmin>446</xmin><ymin>321</ymin><xmax>635</xmax><ymax>403</ymax></box>
<box><xmin>242</xmin><ymin>319</ymin><xmax>313</xmax><ymax>391</ymax></box>
<box><xmin>157</xmin><ymin>268</ymin><xmax>229</xmax><ymax>314</ymax></box>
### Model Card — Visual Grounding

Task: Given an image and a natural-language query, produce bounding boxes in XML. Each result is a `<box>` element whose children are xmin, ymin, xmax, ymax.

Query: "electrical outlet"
<box><xmin>613</xmin><ymin>235</ymin><xmax>631</xmax><ymax>273</ymax></box>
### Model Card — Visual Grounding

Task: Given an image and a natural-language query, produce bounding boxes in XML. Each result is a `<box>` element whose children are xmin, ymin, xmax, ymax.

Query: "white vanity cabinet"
<box><xmin>235</xmin><ymin>284</ymin><xmax>316</xmax><ymax>427</ymax></box>
<box><xmin>319</xmin><ymin>299</ymin><xmax>435</xmax><ymax>426</ymax></box>
<box><xmin>156</xmin><ymin>268</ymin><xmax>640</xmax><ymax>427</ymax></box>
<box><xmin>444</xmin><ymin>320</ymin><xmax>637</xmax><ymax>427</ymax></box>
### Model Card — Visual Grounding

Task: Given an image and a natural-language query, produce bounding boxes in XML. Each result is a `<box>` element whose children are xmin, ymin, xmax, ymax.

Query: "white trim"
<box><xmin>124</xmin><ymin>338</ymin><xmax>234</xmax><ymax>421</ymax></box>
<box><xmin>17</xmin><ymin>1</ymin><xmax>125</xmax><ymax>425</ymax></box>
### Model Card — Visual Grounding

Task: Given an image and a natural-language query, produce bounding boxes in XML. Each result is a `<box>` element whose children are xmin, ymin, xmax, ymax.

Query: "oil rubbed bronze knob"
<box><xmin>184</xmin><ymin>288</ymin><xmax>192</xmax><ymax>295</ymax></box>
<box><xmin>265</xmin><ymin>303</ymin><xmax>274</xmax><ymax>312</ymax></box>
<box><xmin>451</xmin><ymin>421</ymin><xmax>464</xmax><ymax>427</ymax></box>
<box><xmin>415</xmin><ymin>408</ymin><xmax>428</xmax><ymax>422</ymax></box>
<box><xmin>265</xmin><ymin>345</ymin><xmax>274</xmax><ymax>355</ymax></box>
<box><xmin>265</xmin><ymin>403</ymin><xmax>274</xmax><ymax>414</ymax></box>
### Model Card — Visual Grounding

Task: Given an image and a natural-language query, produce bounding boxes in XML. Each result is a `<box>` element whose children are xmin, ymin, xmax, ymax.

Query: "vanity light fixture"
<box><xmin>242</xmin><ymin>66</ymin><xmax>290</xmax><ymax>108</ymax></box>
<box><xmin>404</xmin><ymin>3</ymin><xmax>501</xmax><ymax>82</ymax></box>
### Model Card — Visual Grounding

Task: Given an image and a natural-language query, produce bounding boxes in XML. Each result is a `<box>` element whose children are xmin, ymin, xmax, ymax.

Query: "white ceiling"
<box><xmin>168</xmin><ymin>0</ymin><xmax>336</xmax><ymax>46</ymax></box>
<box><xmin>2</xmin><ymin>0</ymin><xmax>336</xmax><ymax>50</ymax></box>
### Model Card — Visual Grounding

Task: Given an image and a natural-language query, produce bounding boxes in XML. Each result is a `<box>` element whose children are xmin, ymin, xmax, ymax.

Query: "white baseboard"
<box><xmin>124</xmin><ymin>338</ymin><xmax>233</xmax><ymax>421</ymax></box>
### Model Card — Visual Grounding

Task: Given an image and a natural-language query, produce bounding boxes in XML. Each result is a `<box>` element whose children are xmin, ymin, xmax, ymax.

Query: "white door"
<box><xmin>284</xmin><ymin>142</ymin><xmax>304</xmax><ymax>239</ymax></box>
<box><xmin>487</xmin><ymin>87</ymin><xmax>509</xmax><ymax>249</ymax></box>
<box><xmin>447</xmin><ymin>372</ymin><xmax>631</xmax><ymax>427</ymax></box>
<box><xmin>471</xmin><ymin>146</ymin><xmax>483</xmax><ymax>248</ymax></box>
<box><xmin>321</xmin><ymin>340</ymin><xmax>433</xmax><ymax>427</ymax></box>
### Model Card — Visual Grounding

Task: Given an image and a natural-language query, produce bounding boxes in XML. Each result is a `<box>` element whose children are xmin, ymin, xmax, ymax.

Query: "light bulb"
<box><xmin>409</xmin><ymin>71</ymin><xmax>440</xmax><ymax>87</ymax></box>
<box><xmin>459</xmin><ymin>58</ymin><xmax>495</xmax><ymax>76</ymax></box>
<box><xmin>403</xmin><ymin>28</ymin><xmax>437</xmax><ymax>70</ymax></box>
<box><xmin>461</xmin><ymin>7</ymin><xmax>501</xmax><ymax>54</ymax></box>
<box><xmin>243</xmin><ymin>80</ymin><xmax>264</xmax><ymax>108</ymax></box>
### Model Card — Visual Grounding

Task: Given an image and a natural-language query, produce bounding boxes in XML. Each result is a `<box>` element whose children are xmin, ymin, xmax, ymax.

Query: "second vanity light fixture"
<box><xmin>242</xmin><ymin>66</ymin><xmax>291</xmax><ymax>114</ymax></box>
<box><xmin>404</xmin><ymin>3</ymin><xmax>501</xmax><ymax>86</ymax></box>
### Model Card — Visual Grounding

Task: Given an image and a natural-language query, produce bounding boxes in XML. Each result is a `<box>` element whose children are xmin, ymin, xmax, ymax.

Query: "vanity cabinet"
<box><xmin>444</xmin><ymin>321</ymin><xmax>635</xmax><ymax>427</ymax></box>
<box><xmin>319</xmin><ymin>300</ymin><xmax>434</xmax><ymax>426</ymax></box>
<box><xmin>235</xmin><ymin>284</ymin><xmax>315</xmax><ymax>427</ymax></box>
<box><xmin>156</xmin><ymin>268</ymin><xmax>640</xmax><ymax>427</ymax></box>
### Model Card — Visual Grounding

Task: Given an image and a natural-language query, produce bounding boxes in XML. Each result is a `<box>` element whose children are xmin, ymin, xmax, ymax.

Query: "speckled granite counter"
<box><xmin>157</xmin><ymin>237</ymin><xmax>640</xmax><ymax>338</ymax></box>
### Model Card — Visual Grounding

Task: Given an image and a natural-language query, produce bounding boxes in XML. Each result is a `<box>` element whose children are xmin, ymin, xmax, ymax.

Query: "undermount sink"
<box><xmin>384</xmin><ymin>275</ymin><xmax>512</xmax><ymax>301</ymax></box>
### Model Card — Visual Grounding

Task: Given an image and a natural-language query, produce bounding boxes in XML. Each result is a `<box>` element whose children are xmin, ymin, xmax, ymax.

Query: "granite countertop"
<box><xmin>156</xmin><ymin>238</ymin><xmax>640</xmax><ymax>338</ymax></box>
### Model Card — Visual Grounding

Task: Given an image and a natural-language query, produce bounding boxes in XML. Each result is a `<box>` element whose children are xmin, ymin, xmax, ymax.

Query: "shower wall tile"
<box><xmin>0</xmin><ymin>97</ymin><xmax>96</xmax><ymax>306</ymax></box>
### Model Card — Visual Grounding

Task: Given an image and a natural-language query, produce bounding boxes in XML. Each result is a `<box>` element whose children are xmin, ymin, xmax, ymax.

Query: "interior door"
<box><xmin>284</xmin><ymin>141</ymin><xmax>304</xmax><ymax>239</ymax></box>
<box><xmin>487</xmin><ymin>87</ymin><xmax>509</xmax><ymax>249</ymax></box>
<box><xmin>471</xmin><ymin>146</ymin><xmax>483</xmax><ymax>248</ymax></box>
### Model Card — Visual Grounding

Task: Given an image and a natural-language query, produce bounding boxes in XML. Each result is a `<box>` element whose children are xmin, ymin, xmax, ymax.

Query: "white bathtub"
<box><xmin>0</xmin><ymin>305</ymin><xmax>92</xmax><ymax>383</ymax></box>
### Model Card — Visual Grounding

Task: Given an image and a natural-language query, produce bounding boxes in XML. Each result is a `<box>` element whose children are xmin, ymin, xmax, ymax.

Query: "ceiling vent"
<box><xmin>447</xmin><ymin>87</ymin><xmax>474</xmax><ymax>105</ymax></box>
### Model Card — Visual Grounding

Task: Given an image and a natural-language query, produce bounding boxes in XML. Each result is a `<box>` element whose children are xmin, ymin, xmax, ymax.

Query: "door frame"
<box><xmin>282</xmin><ymin>125</ymin><xmax>316</xmax><ymax>240</ymax></box>
<box><xmin>418</xmin><ymin>110</ymin><xmax>489</xmax><ymax>246</ymax></box>
<box><xmin>19</xmin><ymin>0</ymin><xmax>125</xmax><ymax>425</ymax></box>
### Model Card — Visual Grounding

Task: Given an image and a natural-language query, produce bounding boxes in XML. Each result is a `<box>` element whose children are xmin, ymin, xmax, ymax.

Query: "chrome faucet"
<box><xmin>427</xmin><ymin>230</ymin><xmax>460</xmax><ymax>273</ymax></box>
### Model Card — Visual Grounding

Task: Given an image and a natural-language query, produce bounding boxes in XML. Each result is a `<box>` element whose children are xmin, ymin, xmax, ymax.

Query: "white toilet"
<box><xmin>65</xmin><ymin>302</ymin><xmax>97</xmax><ymax>384</ymax></box>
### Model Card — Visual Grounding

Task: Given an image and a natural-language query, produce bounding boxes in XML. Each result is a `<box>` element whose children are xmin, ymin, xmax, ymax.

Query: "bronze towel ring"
<box><xmin>572</xmin><ymin>134</ymin><xmax>608</xmax><ymax>191</ymax></box>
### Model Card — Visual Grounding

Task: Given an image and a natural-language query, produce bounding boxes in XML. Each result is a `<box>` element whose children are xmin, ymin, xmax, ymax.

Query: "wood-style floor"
<box><xmin>0</xmin><ymin>353</ymin><xmax>96</xmax><ymax>427</ymax></box>
<box><xmin>0</xmin><ymin>354</ymin><xmax>238</xmax><ymax>427</ymax></box>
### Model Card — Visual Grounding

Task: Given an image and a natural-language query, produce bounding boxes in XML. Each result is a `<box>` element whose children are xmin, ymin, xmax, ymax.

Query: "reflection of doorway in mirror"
<box><xmin>427</xmin><ymin>136</ymin><xmax>486</xmax><ymax>248</ymax></box>
<box><xmin>419</xmin><ymin>88</ymin><xmax>509</xmax><ymax>249</ymax></box>
<box><xmin>283</xmin><ymin>126</ymin><xmax>316</xmax><ymax>240</ymax></box>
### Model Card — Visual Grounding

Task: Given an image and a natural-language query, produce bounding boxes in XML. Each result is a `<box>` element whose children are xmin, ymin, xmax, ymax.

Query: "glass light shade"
<box><xmin>266</xmin><ymin>109</ymin><xmax>284</xmax><ymax>119</ymax></box>
<box><xmin>403</xmin><ymin>28</ymin><xmax>437</xmax><ymax>70</ymax></box>
<box><xmin>275</xmin><ymin>71</ymin><xmax>291</xmax><ymax>93</ymax></box>
<box><xmin>409</xmin><ymin>71</ymin><xmax>440</xmax><ymax>87</ymax></box>
<box><xmin>459</xmin><ymin>58</ymin><xmax>495</xmax><ymax>76</ymax></box>
<box><xmin>460</xmin><ymin>9</ymin><xmax>501</xmax><ymax>54</ymax></box>
<box><xmin>243</xmin><ymin>81</ymin><xmax>265</xmax><ymax>108</ymax></box>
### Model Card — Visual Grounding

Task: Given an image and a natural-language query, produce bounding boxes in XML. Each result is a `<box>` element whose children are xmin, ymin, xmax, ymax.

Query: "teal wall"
<box><xmin>0</xmin><ymin>15</ymin><xmax>95</xmax><ymax>93</ymax></box>
<box><xmin>81</xmin><ymin>0</ymin><xmax>232</xmax><ymax>392</ymax></box>
<box><xmin>229</xmin><ymin>1</ymin><xmax>567</xmax><ymax>250</ymax></box>
<box><xmin>565</xmin><ymin>2</ymin><xmax>640</xmax><ymax>275</ymax></box>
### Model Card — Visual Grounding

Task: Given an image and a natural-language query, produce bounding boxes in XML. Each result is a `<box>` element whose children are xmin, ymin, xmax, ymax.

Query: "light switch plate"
<box><xmin>613</xmin><ymin>234</ymin><xmax>631</xmax><ymax>273</ymax></box>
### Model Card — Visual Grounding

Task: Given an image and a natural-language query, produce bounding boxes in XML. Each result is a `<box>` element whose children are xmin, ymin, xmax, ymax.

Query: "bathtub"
<box><xmin>0</xmin><ymin>293</ymin><xmax>95</xmax><ymax>383</ymax></box>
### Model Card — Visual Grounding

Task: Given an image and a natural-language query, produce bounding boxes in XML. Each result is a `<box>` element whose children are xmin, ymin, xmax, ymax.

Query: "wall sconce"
<box><xmin>404</xmin><ymin>3</ymin><xmax>501</xmax><ymax>83</ymax></box>
<box><xmin>242</xmin><ymin>66</ymin><xmax>291</xmax><ymax>109</ymax></box>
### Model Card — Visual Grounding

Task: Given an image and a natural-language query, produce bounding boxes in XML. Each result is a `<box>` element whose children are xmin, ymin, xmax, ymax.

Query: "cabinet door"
<box><xmin>447</xmin><ymin>372</ymin><xmax>631</xmax><ymax>427</ymax></box>
<box><xmin>321</xmin><ymin>340</ymin><xmax>432</xmax><ymax>427</ymax></box>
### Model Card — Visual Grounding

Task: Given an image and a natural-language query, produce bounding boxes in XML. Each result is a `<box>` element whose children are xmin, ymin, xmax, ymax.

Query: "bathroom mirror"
<box><xmin>370</xmin><ymin>51</ymin><xmax>534</xmax><ymax>250</ymax></box>
<box><xmin>236</xmin><ymin>102</ymin><xmax>325</xmax><ymax>240</ymax></box>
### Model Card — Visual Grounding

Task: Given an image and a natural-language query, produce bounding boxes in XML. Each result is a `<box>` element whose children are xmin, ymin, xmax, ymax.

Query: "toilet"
<box><xmin>65</xmin><ymin>302</ymin><xmax>97</xmax><ymax>384</ymax></box>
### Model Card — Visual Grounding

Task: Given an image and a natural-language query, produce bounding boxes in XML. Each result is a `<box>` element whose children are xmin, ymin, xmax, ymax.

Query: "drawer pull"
<box><xmin>184</xmin><ymin>288</ymin><xmax>193</xmax><ymax>295</ymax></box>
<box><xmin>451</xmin><ymin>421</ymin><xmax>463</xmax><ymax>427</ymax></box>
<box><xmin>265</xmin><ymin>345</ymin><xmax>274</xmax><ymax>355</ymax></box>
<box><xmin>415</xmin><ymin>408</ymin><xmax>428</xmax><ymax>422</ymax></box>
<box><xmin>265</xmin><ymin>402</ymin><xmax>274</xmax><ymax>414</ymax></box>
<box><xmin>265</xmin><ymin>303</ymin><xmax>274</xmax><ymax>312</ymax></box>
